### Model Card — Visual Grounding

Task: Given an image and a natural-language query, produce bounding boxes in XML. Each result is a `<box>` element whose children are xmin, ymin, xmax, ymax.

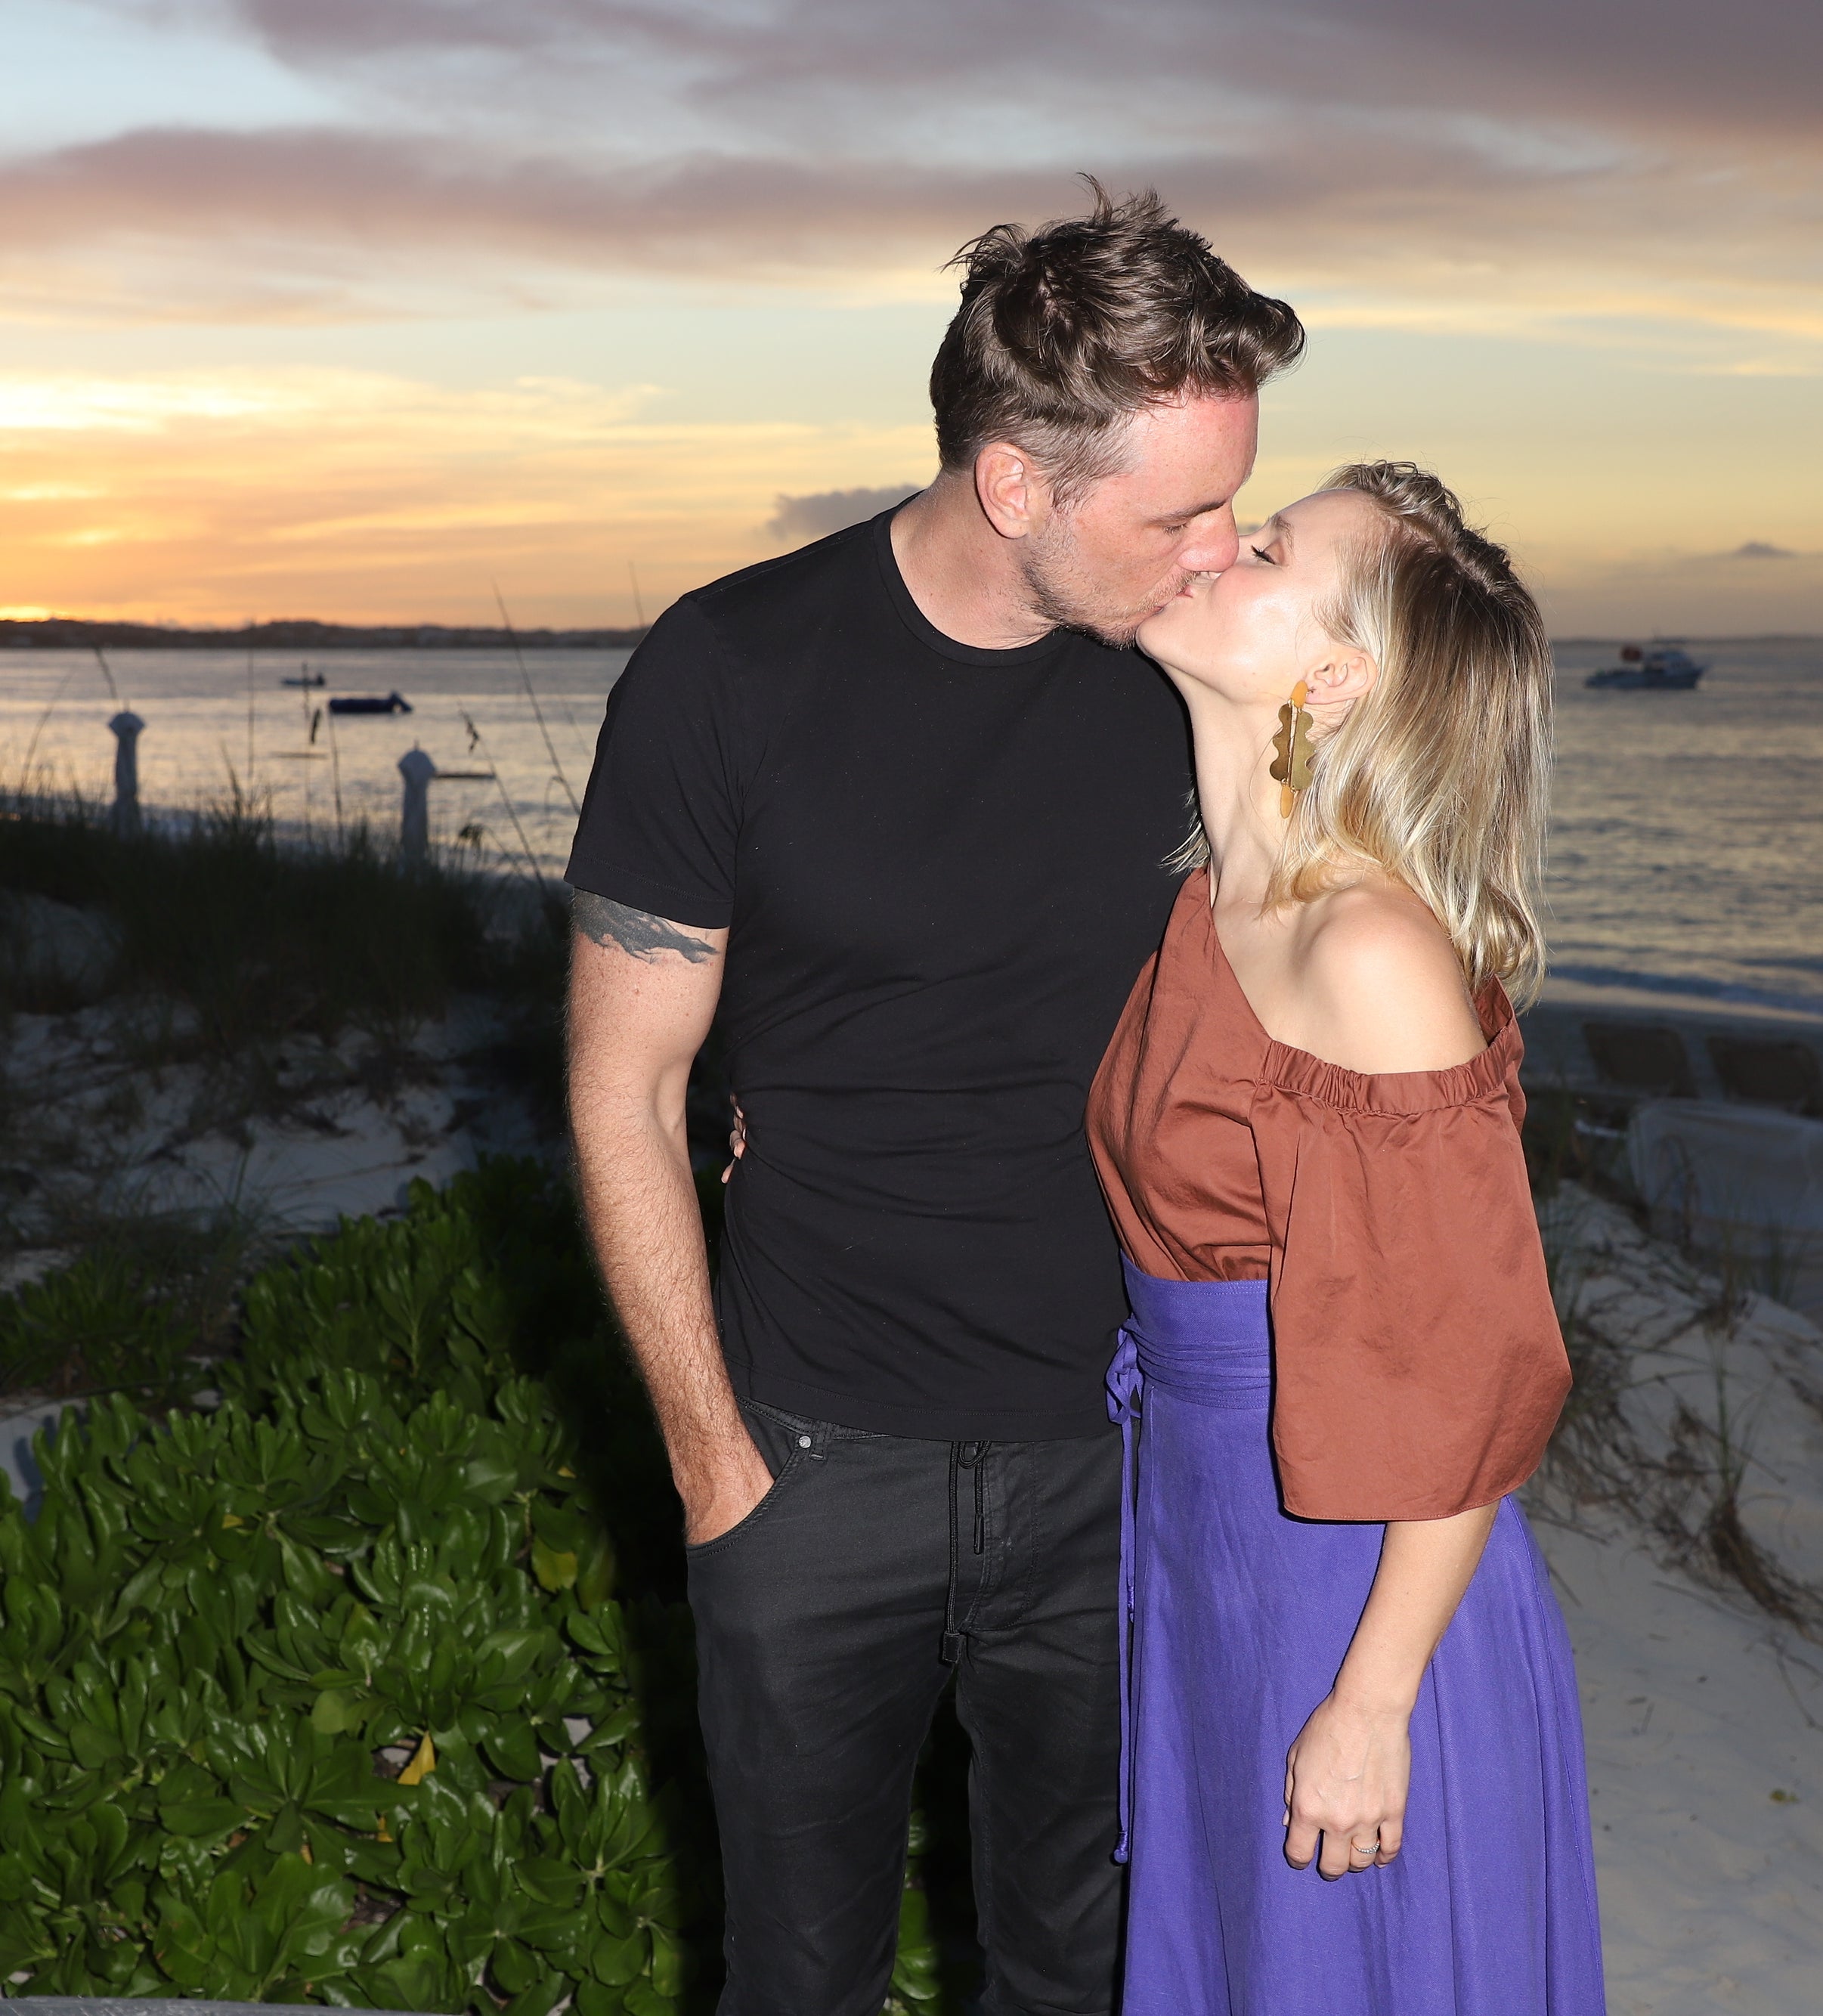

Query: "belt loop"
<box><xmin>939</xmin><ymin>1440</ymin><xmax>963</xmax><ymax>1665</ymax></box>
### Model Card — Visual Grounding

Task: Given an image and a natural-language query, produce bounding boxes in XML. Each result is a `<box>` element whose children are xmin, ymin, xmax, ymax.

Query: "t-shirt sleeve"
<box><xmin>1254</xmin><ymin>1082</ymin><xmax>1572</xmax><ymax>1522</ymax></box>
<box><xmin>565</xmin><ymin>599</ymin><xmax>741</xmax><ymax>929</ymax></box>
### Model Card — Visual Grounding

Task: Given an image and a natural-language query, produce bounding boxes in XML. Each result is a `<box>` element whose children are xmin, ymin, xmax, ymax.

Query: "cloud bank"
<box><xmin>2</xmin><ymin>2</ymin><xmax>1815</xmax><ymax>629</ymax></box>
<box><xmin>0</xmin><ymin>0</ymin><xmax>1815</xmax><ymax>353</ymax></box>
<box><xmin>766</xmin><ymin>484</ymin><xmax>921</xmax><ymax>543</ymax></box>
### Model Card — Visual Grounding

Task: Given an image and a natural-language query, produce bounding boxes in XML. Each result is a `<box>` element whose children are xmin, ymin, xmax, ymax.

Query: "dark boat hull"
<box><xmin>1585</xmin><ymin>667</ymin><xmax>1704</xmax><ymax>690</ymax></box>
<box><xmin>326</xmin><ymin>693</ymin><xmax>413</xmax><ymax>714</ymax></box>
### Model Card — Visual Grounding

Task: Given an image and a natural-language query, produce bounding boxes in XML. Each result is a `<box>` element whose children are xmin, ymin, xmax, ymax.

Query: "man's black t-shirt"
<box><xmin>566</xmin><ymin>508</ymin><xmax>1193</xmax><ymax>1439</ymax></box>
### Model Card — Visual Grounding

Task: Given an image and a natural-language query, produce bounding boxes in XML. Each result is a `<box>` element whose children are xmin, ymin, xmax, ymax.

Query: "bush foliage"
<box><xmin>0</xmin><ymin>1162</ymin><xmax>942</xmax><ymax>2011</ymax></box>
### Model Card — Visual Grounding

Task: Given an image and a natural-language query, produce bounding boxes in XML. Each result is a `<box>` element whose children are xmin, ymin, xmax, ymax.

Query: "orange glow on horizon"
<box><xmin>0</xmin><ymin>367</ymin><xmax>935</xmax><ymax>629</ymax></box>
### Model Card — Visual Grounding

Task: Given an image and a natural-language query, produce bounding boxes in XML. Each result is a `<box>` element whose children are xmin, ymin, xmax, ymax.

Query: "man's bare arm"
<box><xmin>567</xmin><ymin>891</ymin><xmax>772</xmax><ymax>1544</ymax></box>
<box><xmin>573</xmin><ymin>893</ymin><xmax>721</xmax><ymax>965</ymax></box>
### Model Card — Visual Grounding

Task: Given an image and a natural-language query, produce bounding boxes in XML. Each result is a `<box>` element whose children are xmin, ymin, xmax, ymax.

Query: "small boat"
<box><xmin>1586</xmin><ymin>643</ymin><xmax>1706</xmax><ymax>690</ymax></box>
<box><xmin>327</xmin><ymin>692</ymin><xmax>413</xmax><ymax>715</ymax></box>
<box><xmin>280</xmin><ymin>669</ymin><xmax>327</xmax><ymax>689</ymax></box>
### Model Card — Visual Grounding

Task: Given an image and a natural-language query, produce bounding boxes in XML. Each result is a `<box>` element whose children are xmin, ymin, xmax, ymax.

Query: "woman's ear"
<box><xmin>1301</xmin><ymin>645</ymin><xmax>1378</xmax><ymax>719</ymax></box>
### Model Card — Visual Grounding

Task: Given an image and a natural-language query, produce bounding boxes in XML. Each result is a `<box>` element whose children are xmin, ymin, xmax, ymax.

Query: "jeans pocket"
<box><xmin>683</xmin><ymin>1454</ymin><xmax>803</xmax><ymax>1557</ymax></box>
<box><xmin>684</xmin><ymin>1405</ymin><xmax>822</xmax><ymax>1559</ymax></box>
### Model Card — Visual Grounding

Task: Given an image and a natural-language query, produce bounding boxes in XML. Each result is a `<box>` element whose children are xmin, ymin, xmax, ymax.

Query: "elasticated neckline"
<box><xmin>1187</xmin><ymin>868</ymin><xmax>1521</xmax><ymax>1114</ymax></box>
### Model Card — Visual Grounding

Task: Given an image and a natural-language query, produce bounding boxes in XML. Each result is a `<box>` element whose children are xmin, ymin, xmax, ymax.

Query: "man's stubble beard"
<box><xmin>1018</xmin><ymin>520</ymin><xmax>1187</xmax><ymax>651</ymax></box>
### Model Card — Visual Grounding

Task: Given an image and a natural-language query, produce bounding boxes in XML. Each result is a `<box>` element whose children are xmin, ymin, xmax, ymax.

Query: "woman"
<box><xmin>1088</xmin><ymin>462</ymin><xmax>1605</xmax><ymax>2011</ymax></box>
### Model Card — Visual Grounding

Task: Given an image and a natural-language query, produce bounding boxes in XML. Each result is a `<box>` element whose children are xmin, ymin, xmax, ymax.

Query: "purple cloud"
<box><xmin>8</xmin><ymin>1</ymin><xmax>1817</xmax><ymax>320</ymax></box>
<box><xmin>212</xmin><ymin>0</ymin><xmax>1823</xmax><ymax>133</ymax></box>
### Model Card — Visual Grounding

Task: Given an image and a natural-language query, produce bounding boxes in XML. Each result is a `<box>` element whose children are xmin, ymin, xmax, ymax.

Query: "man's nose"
<box><xmin>1178</xmin><ymin>511</ymin><xmax>1239</xmax><ymax>575</ymax></box>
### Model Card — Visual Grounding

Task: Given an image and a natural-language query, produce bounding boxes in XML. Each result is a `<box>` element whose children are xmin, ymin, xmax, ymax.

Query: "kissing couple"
<box><xmin>566</xmin><ymin>184</ymin><xmax>1606</xmax><ymax>2016</ymax></box>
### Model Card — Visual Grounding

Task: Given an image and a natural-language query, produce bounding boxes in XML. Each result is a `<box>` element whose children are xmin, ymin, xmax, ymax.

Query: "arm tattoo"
<box><xmin>572</xmin><ymin>891</ymin><xmax>719</xmax><ymax>964</ymax></box>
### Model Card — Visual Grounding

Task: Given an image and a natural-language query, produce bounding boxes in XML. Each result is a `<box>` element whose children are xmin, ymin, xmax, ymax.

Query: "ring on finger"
<box><xmin>1349</xmin><ymin>1837</ymin><xmax>1379</xmax><ymax>1860</ymax></box>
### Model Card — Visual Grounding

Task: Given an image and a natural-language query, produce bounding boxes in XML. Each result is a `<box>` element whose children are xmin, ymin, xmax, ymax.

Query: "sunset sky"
<box><xmin>1</xmin><ymin>0</ymin><xmax>1818</xmax><ymax>633</ymax></box>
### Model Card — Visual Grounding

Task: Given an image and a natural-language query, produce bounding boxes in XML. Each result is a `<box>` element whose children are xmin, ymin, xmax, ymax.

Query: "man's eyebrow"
<box><xmin>1156</xmin><ymin>495</ymin><xmax>1233</xmax><ymax>525</ymax></box>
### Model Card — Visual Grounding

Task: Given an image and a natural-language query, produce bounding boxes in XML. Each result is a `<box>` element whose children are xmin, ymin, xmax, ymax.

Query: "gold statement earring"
<box><xmin>1269</xmin><ymin>680</ymin><xmax>1314</xmax><ymax>819</ymax></box>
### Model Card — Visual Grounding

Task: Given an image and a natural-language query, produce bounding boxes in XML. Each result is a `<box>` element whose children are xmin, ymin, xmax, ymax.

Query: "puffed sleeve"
<box><xmin>1251</xmin><ymin>993</ymin><xmax>1570</xmax><ymax>1522</ymax></box>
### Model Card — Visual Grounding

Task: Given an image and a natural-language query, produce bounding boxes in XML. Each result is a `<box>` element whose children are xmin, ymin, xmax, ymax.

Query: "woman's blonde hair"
<box><xmin>1180</xmin><ymin>460</ymin><xmax>1553</xmax><ymax>1007</ymax></box>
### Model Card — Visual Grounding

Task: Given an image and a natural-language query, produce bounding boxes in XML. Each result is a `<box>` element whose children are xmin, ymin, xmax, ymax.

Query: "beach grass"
<box><xmin>0</xmin><ymin>788</ymin><xmax>575</xmax><ymax>1403</ymax></box>
<box><xmin>0</xmin><ymin>788</ymin><xmax>561</xmax><ymax>1041</ymax></box>
<box><xmin>0</xmin><ymin>787</ymin><xmax>571</xmax><ymax>1152</ymax></box>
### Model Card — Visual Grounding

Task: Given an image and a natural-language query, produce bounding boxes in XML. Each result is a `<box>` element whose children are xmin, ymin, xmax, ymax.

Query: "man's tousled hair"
<box><xmin>930</xmin><ymin>179</ymin><xmax>1305</xmax><ymax>503</ymax></box>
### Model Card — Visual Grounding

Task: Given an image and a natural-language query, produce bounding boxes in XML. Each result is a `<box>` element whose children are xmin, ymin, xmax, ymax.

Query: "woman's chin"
<box><xmin>1136</xmin><ymin>596</ymin><xmax>1205</xmax><ymax>670</ymax></box>
<box><xmin>1134</xmin><ymin>602</ymin><xmax>1184</xmax><ymax>663</ymax></box>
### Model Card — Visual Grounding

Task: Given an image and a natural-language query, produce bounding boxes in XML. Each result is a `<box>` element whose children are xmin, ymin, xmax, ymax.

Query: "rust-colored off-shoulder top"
<box><xmin>1088</xmin><ymin>869</ymin><xmax>1570</xmax><ymax>1522</ymax></box>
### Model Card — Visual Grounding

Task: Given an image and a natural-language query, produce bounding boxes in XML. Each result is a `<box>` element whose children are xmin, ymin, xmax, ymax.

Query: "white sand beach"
<box><xmin>1534</xmin><ymin>1185</ymin><xmax>1823</xmax><ymax>2011</ymax></box>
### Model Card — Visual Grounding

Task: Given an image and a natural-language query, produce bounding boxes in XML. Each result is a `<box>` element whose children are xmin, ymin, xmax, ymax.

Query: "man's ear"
<box><xmin>1301</xmin><ymin>645</ymin><xmax>1377</xmax><ymax>718</ymax></box>
<box><xmin>974</xmin><ymin>441</ymin><xmax>1047</xmax><ymax>541</ymax></box>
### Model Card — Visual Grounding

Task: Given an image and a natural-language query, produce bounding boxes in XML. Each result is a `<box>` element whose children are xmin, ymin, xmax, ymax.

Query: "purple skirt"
<box><xmin>1107</xmin><ymin>1262</ymin><xmax>1605</xmax><ymax>2014</ymax></box>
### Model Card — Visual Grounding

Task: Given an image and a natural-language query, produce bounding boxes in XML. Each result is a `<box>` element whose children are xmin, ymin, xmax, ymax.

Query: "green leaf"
<box><xmin>310</xmin><ymin>1687</ymin><xmax>372</xmax><ymax>1736</ymax></box>
<box><xmin>157</xmin><ymin>1798</ymin><xmax>246</xmax><ymax>1840</ymax></box>
<box><xmin>530</xmin><ymin>1534</ymin><xmax>577</xmax><ymax>1593</ymax></box>
<box><xmin>462</xmin><ymin>1453</ymin><xmax>521</xmax><ymax>1503</ymax></box>
<box><xmin>7</xmin><ymin>1706</ymin><xmax>72</xmax><ymax>1755</ymax></box>
<box><xmin>590</xmin><ymin>1927</ymin><xmax>648</xmax><ymax>1987</ymax></box>
<box><xmin>648</xmin><ymin>1922</ymin><xmax>687</xmax><ymax>1997</ymax></box>
<box><xmin>576</xmin><ymin>1531</ymin><xmax>617</xmax><ymax>1610</ymax></box>
<box><xmin>481</xmin><ymin>1718</ymin><xmax>544</xmax><ymax>1784</ymax></box>
<box><xmin>500</xmin><ymin>1974</ymin><xmax>570</xmax><ymax>2016</ymax></box>
<box><xmin>624</xmin><ymin>1983</ymin><xmax>676</xmax><ymax>2016</ymax></box>
<box><xmin>491</xmin><ymin>1935</ymin><xmax>540</xmax><ymax>1995</ymax></box>
<box><xmin>67</xmin><ymin>1717</ymin><xmax>124</xmax><ymax>1770</ymax></box>
<box><xmin>516</xmin><ymin>1856</ymin><xmax>585</xmax><ymax>1909</ymax></box>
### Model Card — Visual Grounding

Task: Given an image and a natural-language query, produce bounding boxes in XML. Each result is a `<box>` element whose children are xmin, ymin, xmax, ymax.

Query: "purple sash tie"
<box><xmin>1104</xmin><ymin>1321</ymin><xmax>1143</xmax><ymax>1864</ymax></box>
<box><xmin>1106</xmin><ymin>1260</ymin><xmax>1274</xmax><ymax>1866</ymax></box>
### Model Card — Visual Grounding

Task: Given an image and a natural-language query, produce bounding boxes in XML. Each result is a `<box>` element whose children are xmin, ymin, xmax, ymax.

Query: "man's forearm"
<box><xmin>570</xmin><ymin>1089</ymin><xmax>764</xmax><ymax>1519</ymax></box>
<box><xmin>566</xmin><ymin>900</ymin><xmax>768</xmax><ymax>1543</ymax></box>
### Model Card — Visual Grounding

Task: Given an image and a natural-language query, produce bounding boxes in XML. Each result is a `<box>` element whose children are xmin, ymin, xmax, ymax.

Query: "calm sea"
<box><xmin>4</xmin><ymin>636</ymin><xmax>1820</xmax><ymax>1018</ymax></box>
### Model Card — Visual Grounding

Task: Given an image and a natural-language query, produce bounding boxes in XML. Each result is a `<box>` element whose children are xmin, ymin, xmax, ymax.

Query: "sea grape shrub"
<box><xmin>0</xmin><ymin>1181</ymin><xmax>689</xmax><ymax>2011</ymax></box>
<box><xmin>227</xmin><ymin>1159</ymin><xmax>683</xmax><ymax>1605</ymax></box>
<box><xmin>0</xmin><ymin>1160</ymin><xmax>946</xmax><ymax>2011</ymax></box>
<box><xmin>0</xmin><ymin>1364</ymin><xmax>686</xmax><ymax>2010</ymax></box>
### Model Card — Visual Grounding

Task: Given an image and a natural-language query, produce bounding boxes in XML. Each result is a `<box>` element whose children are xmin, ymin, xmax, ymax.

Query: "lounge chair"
<box><xmin>1580</xmin><ymin>1020</ymin><xmax>1698</xmax><ymax>1099</ymax></box>
<box><xmin>1705</xmin><ymin>1033</ymin><xmax>1823</xmax><ymax>1119</ymax></box>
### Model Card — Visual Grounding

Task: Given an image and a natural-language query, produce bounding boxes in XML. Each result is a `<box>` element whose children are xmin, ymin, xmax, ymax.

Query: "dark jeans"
<box><xmin>686</xmin><ymin>1398</ymin><xmax>1125</xmax><ymax>2016</ymax></box>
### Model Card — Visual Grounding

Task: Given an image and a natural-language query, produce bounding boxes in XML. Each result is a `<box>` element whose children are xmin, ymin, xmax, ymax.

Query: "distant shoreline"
<box><xmin>0</xmin><ymin>618</ymin><xmax>650</xmax><ymax>652</ymax></box>
<box><xmin>4</xmin><ymin>619</ymin><xmax>1818</xmax><ymax>653</ymax></box>
<box><xmin>1549</xmin><ymin>634</ymin><xmax>1822</xmax><ymax>647</ymax></box>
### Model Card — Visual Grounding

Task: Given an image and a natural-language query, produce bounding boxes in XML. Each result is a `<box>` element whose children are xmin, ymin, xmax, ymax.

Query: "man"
<box><xmin>566</xmin><ymin>185</ymin><xmax>1303</xmax><ymax>2015</ymax></box>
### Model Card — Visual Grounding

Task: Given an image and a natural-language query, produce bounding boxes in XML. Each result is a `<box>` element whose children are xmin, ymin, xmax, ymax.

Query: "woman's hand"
<box><xmin>1281</xmin><ymin>1502</ymin><xmax>1498</xmax><ymax>1878</ymax></box>
<box><xmin>1283</xmin><ymin>1690</ymin><xmax>1410</xmax><ymax>1878</ymax></box>
<box><xmin>720</xmin><ymin>1098</ymin><xmax>747</xmax><ymax>1184</ymax></box>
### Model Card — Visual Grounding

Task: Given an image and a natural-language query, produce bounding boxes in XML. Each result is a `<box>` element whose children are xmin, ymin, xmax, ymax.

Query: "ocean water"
<box><xmin>1547</xmin><ymin>637</ymin><xmax>1823</xmax><ymax>1017</ymax></box>
<box><xmin>0</xmin><ymin>646</ymin><xmax>629</xmax><ymax>892</ymax></box>
<box><xmin>3</xmin><ymin>636</ymin><xmax>1820</xmax><ymax>1017</ymax></box>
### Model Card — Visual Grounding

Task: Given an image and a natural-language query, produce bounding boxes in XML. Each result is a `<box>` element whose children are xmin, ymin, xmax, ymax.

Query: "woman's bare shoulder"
<box><xmin>1290</xmin><ymin>883</ymin><xmax>1486</xmax><ymax>1075</ymax></box>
